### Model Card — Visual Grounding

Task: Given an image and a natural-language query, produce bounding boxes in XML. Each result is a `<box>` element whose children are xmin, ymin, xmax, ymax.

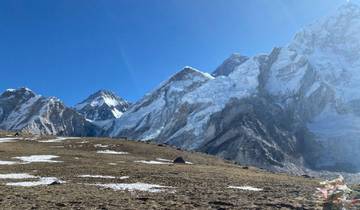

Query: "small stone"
<box><xmin>301</xmin><ymin>175</ymin><xmax>311</xmax><ymax>179</ymax></box>
<box><xmin>49</xmin><ymin>180</ymin><xmax>61</xmax><ymax>186</ymax></box>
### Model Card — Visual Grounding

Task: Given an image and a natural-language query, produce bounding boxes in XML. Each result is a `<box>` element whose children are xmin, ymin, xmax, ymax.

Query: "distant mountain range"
<box><xmin>1</xmin><ymin>3</ymin><xmax>360</xmax><ymax>174</ymax></box>
<box><xmin>0</xmin><ymin>88</ymin><xmax>96</xmax><ymax>136</ymax></box>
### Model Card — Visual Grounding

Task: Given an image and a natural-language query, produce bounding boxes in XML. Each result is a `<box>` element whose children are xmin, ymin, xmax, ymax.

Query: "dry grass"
<box><xmin>0</xmin><ymin>133</ymin><xmax>321</xmax><ymax>209</ymax></box>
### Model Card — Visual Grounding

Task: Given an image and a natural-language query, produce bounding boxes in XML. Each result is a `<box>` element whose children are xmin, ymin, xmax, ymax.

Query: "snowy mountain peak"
<box><xmin>75</xmin><ymin>90</ymin><xmax>130</xmax><ymax>121</ymax></box>
<box><xmin>16</xmin><ymin>87</ymin><xmax>34</xmax><ymax>94</ymax></box>
<box><xmin>107</xmin><ymin>66</ymin><xmax>214</xmax><ymax>140</ymax></box>
<box><xmin>150</xmin><ymin>66</ymin><xmax>214</xmax><ymax>96</ymax></box>
<box><xmin>76</xmin><ymin>90</ymin><xmax>128</xmax><ymax>110</ymax></box>
<box><xmin>290</xmin><ymin>2</ymin><xmax>360</xmax><ymax>56</ymax></box>
<box><xmin>1</xmin><ymin>87</ymin><xmax>36</xmax><ymax>99</ymax></box>
<box><xmin>337</xmin><ymin>2</ymin><xmax>360</xmax><ymax>15</ymax></box>
<box><xmin>212</xmin><ymin>53</ymin><xmax>249</xmax><ymax>77</ymax></box>
<box><xmin>171</xmin><ymin>66</ymin><xmax>214</xmax><ymax>82</ymax></box>
<box><xmin>93</xmin><ymin>89</ymin><xmax>117</xmax><ymax>98</ymax></box>
<box><xmin>5</xmin><ymin>88</ymin><xmax>16</xmax><ymax>92</ymax></box>
<box><xmin>3</xmin><ymin>87</ymin><xmax>33</xmax><ymax>93</ymax></box>
<box><xmin>261</xmin><ymin>2</ymin><xmax>360</xmax><ymax>172</ymax></box>
<box><xmin>266</xmin><ymin>2</ymin><xmax>360</xmax><ymax>98</ymax></box>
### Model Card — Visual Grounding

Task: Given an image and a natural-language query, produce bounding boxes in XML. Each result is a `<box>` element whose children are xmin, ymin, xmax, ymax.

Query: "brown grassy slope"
<box><xmin>0</xmin><ymin>133</ymin><xmax>321</xmax><ymax>209</ymax></box>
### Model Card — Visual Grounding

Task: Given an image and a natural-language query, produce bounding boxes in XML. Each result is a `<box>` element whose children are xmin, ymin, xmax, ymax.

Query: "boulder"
<box><xmin>173</xmin><ymin>157</ymin><xmax>186</xmax><ymax>164</ymax></box>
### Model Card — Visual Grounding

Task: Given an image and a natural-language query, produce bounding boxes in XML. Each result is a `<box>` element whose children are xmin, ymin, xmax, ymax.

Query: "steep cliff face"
<box><xmin>198</xmin><ymin>97</ymin><xmax>301</xmax><ymax>170</ymax></box>
<box><xmin>0</xmin><ymin>88</ymin><xmax>96</xmax><ymax>136</ymax></box>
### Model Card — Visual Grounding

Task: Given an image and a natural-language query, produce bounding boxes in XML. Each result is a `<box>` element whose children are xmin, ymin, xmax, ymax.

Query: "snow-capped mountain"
<box><xmin>107</xmin><ymin>3</ymin><xmax>360</xmax><ymax>173</ymax></box>
<box><xmin>107</xmin><ymin>67</ymin><xmax>214</xmax><ymax>140</ymax></box>
<box><xmin>0</xmin><ymin>88</ymin><xmax>96</xmax><ymax>136</ymax></box>
<box><xmin>108</xmin><ymin>52</ymin><xmax>303</xmax><ymax>171</ymax></box>
<box><xmin>75</xmin><ymin>90</ymin><xmax>130</xmax><ymax>121</ymax></box>
<box><xmin>264</xmin><ymin>3</ymin><xmax>360</xmax><ymax>173</ymax></box>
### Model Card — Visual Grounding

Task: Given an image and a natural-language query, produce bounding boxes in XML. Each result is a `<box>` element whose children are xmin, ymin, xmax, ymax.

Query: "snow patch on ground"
<box><xmin>135</xmin><ymin>159</ymin><xmax>193</xmax><ymax>165</ymax></box>
<box><xmin>13</xmin><ymin>155</ymin><xmax>62</xmax><ymax>163</ymax></box>
<box><xmin>134</xmin><ymin>160</ymin><xmax>172</xmax><ymax>165</ymax></box>
<box><xmin>228</xmin><ymin>186</ymin><xmax>263</xmax><ymax>191</ymax></box>
<box><xmin>78</xmin><ymin>175</ymin><xmax>129</xmax><ymax>179</ymax></box>
<box><xmin>0</xmin><ymin>137</ymin><xmax>20</xmax><ymax>143</ymax></box>
<box><xmin>6</xmin><ymin>177</ymin><xmax>64</xmax><ymax>187</ymax></box>
<box><xmin>94</xmin><ymin>144</ymin><xmax>109</xmax><ymax>148</ymax></box>
<box><xmin>0</xmin><ymin>160</ymin><xmax>20</xmax><ymax>165</ymax></box>
<box><xmin>39</xmin><ymin>137</ymin><xmax>81</xmax><ymax>143</ymax></box>
<box><xmin>97</xmin><ymin>150</ymin><xmax>128</xmax><ymax>155</ymax></box>
<box><xmin>24</xmin><ymin>136</ymin><xmax>41</xmax><ymax>140</ymax></box>
<box><xmin>50</xmin><ymin>146</ymin><xmax>64</xmax><ymax>148</ymax></box>
<box><xmin>156</xmin><ymin>158</ymin><xmax>172</xmax><ymax>162</ymax></box>
<box><xmin>93</xmin><ymin>182</ymin><xmax>175</xmax><ymax>193</ymax></box>
<box><xmin>78</xmin><ymin>175</ymin><xmax>115</xmax><ymax>179</ymax></box>
<box><xmin>0</xmin><ymin>173</ymin><xmax>37</xmax><ymax>179</ymax></box>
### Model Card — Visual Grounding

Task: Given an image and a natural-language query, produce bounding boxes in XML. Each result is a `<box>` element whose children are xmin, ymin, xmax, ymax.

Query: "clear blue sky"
<box><xmin>0</xmin><ymin>0</ymin><xmax>351</xmax><ymax>105</ymax></box>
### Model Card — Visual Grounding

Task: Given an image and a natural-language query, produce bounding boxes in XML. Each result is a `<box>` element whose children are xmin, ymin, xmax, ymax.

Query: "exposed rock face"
<box><xmin>75</xmin><ymin>90</ymin><xmax>130</xmax><ymax>121</ymax></box>
<box><xmin>0</xmin><ymin>88</ymin><xmax>96</xmax><ymax>136</ymax></box>
<box><xmin>108</xmin><ymin>3</ymin><xmax>360</xmax><ymax>173</ymax></box>
<box><xmin>212</xmin><ymin>53</ymin><xmax>249</xmax><ymax>77</ymax></box>
<box><xmin>199</xmin><ymin>97</ymin><xmax>301</xmax><ymax>170</ymax></box>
